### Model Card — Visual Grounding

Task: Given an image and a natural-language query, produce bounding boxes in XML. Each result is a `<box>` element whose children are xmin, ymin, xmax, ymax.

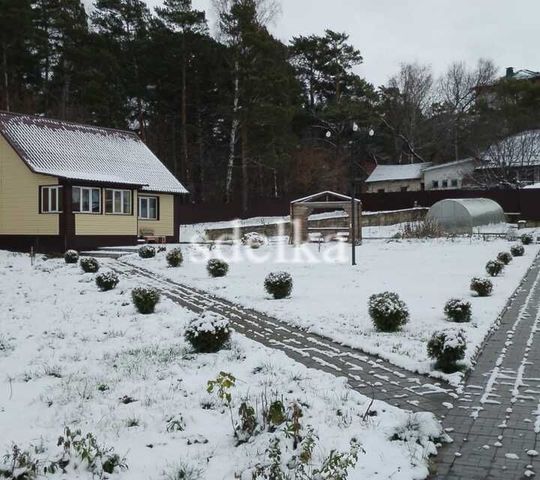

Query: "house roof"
<box><xmin>508</xmin><ymin>69</ymin><xmax>540</xmax><ymax>81</ymax></box>
<box><xmin>478</xmin><ymin>130</ymin><xmax>540</xmax><ymax>169</ymax></box>
<box><xmin>422</xmin><ymin>158</ymin><xmax>475</xmax><ymax>172</ymax></box>
<box><xmin>365</xmin><ymin>162</ymin><xmax>432</xmax><ymax>183</ymax></box>
<box><xmin>0</xmin><ymin>112</ymin><xmax>188</xmax><ymax>194</ymax></box>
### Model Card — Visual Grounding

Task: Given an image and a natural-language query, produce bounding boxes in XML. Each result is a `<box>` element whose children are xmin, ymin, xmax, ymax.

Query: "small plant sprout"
<box><xmin>207</xmin><ymin>372</ymin><xmax>236</xmax><ymax>437</ymax></box>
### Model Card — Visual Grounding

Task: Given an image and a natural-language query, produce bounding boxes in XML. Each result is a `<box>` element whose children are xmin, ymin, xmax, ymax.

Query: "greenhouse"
<box><xmin>426</xmin><ymin>198</ymin><xmax>506</xmax><ymax>234</ymax></box>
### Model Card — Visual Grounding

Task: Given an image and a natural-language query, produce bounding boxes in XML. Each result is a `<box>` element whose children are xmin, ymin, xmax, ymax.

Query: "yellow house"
<box><xmin>0</xmin><ymin>112</ymin><xmax>188</xmax><ymax>252</ymax></box>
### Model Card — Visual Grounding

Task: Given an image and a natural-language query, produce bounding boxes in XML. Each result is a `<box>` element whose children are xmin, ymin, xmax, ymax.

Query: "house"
<box><xmin>475</xmin><ymin>67</ymin><xmax>540</xmax><ymax>105</ymax></box>
<box><xmin>423</xmin><ymin>158</ymin><xmax>476</xmax><ymax>190</ymax></box>
<box><xmin>0</xmin><ymin>112</ymin><xmax>188</xmax><ymax>252</ymax></box>
<box><xmin>364</xmin><ymin>162</ymin><xmax>432</xmax><ymax>193</ymax></box>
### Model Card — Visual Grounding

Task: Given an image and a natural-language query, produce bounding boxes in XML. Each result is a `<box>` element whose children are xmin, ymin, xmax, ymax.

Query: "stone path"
<box><xmin>111</xmin><ymin>255</ymin><xmax>540</xmax><ymax>480</ymax></box>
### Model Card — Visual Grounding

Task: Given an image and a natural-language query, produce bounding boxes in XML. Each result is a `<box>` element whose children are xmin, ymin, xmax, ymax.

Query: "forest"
<box><xmin>1</xmin><ymin>0</ymin><xmax>539</xmax><ymax>208</ymax></box>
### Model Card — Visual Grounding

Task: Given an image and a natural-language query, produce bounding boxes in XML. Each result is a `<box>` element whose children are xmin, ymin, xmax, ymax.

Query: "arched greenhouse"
<box><xmin>426</xmin><ymin>198</ymin><xmax>506</xmax><ymax>234</ymax></box>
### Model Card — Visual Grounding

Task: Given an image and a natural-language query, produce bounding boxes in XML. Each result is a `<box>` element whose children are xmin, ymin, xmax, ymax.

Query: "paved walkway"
<box><xmin>111</xmin><ymin>255</ymin><xmax>540</xmax><ymax>480</ymax></box>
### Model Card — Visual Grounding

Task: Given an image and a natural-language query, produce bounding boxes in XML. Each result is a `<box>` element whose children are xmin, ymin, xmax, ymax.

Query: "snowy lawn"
<box><xmin>125</xmin><ymin>237</ymin><xmax>539</xmax><ymax>384</ymax></box>
<box><xmin>0</xmin><ymin>251</ymin><xmax>443</xmax><ymax>479</ymax></box>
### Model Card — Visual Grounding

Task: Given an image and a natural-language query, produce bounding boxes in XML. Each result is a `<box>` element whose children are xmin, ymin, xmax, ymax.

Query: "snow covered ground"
<box><xmin>0</xmin><ymin>251</ymin><xmax>443</xmax><ymax>479</ymax></box>
<box><xmin>124</xmin><ymin>236</ymin><xmax>539</xmax><ymax>384</ymax></box>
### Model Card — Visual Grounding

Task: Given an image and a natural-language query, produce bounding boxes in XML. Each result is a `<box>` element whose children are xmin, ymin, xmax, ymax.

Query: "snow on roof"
<box><xmin>291</xmin><ymin>190</ymin><xmax>359</xmax><ymax>204</ymax></box>
<box><xmin>479</xmin><ymin>130</ymin><xmax>540</xmax><ymax>168</ymax></box>
<box><xmin>422</xmin><ymin>158</ymin><xmax>474</xmax><ymax>172</ymax></box>
<box><xmin>510</xmin><ymin>69</ymin><xmax>540</xmax><ymax>81</ymax></box>
<box><xmin>365</xmin><ymin>162</ymin><xmax>432</xmax><ymax>183</ymax></box>
<box><xmin>0</xmin><ymin>112</ymin><xmax>188</xmax><ymax>194</ymax></box>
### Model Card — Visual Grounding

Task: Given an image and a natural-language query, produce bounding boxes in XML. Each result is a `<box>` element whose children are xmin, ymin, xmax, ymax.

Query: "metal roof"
<box><xmin>365</xmin><ymin>162</ymin><xmax>432</xmax><ymax>183</ymax></box>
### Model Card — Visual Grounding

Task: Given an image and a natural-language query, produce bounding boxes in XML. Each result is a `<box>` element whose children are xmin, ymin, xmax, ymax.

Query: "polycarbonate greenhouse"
<box><xmin>426</xmin><ymin>198</ymin><xmax>506</xmax><ymax>234</ymax></box>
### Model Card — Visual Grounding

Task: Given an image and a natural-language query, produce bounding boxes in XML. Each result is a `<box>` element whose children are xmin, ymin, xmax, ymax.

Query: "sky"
<box><xmin>85</xmin><ymin>0</ymin><xmax>539</xmax><ymax>87</ymax></box>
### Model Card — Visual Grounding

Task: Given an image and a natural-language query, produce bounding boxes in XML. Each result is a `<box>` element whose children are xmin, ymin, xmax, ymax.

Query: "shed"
<box><xmin>426</xmin><ymin>198</ymin><xmax>506</xmax><ymax>234</ymax></box>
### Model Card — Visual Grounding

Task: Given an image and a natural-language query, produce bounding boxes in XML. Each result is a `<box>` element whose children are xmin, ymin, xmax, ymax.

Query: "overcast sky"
<box><xmin>86</xmin><ymin>0</ymin><xmax>538</xmax><ymax>87</ymax></box>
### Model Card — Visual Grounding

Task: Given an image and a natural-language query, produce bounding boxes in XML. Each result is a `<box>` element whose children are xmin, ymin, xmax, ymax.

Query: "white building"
<box><xmin>364</xmin><ymin>163</ymin><xmax>432</xmax><ymax>193</ymax></box>
<box><xmin>423</xmin><ymin>158</ymin><xmax>476</xmax><ymax>191</ymax></box>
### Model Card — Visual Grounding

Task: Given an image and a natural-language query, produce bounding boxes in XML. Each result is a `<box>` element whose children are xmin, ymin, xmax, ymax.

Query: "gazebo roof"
<box><xmin>291</xmin><ymin>191</ymin><xmax>361</xmax><ymax>205</ymax></box>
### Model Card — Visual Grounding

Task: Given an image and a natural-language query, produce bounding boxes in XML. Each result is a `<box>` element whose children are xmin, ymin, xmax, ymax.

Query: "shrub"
<box><xmin>510</xmin><ymin>244</ymin><xmax>525</xmax><ymax>257</ymax></box>
<box><xmin>470</xmin><ymin>277</ymin><xmax>493</xmax><ymax>297</ymax></box>
<box><xmin>368</xmin><ymin>292</ymin><xmax>409</xmax><ymax>332</ymax></box>
<box><xmin>399</xmin><ymin>220</ymin><xmax>443</xmax><ymax>239</ymax></box>
<box><xmin>166</xmin><ymin>248</ymin><xmax>183</xmax><ymax>267</ymax></box>
<box><xmin>497</xmin><ymin>251</ymin><xmax>513</xmax><ymax>265</ymax></box>
<box><xmin>241</xmin><ymin>232</ymin><xmax>266</xmax><ymax>249</ymax></box>
<box><xmin>427</xmin><ymin>329</ymin><xmax>466</xmax><ymax>373</ymax></box>
<box><xmin>444</xmin><ymin>298</ymin><xmax>472</xmax><ymax>323</ymax></box>
<box><xmin>521</xmin><ymin>233</ymin><xmax>534</xmax><ymax>245</ymax></box>
<box><xmin>486</xmin><ymin>259</ymin><xmax>504</xmax><ymax>277</ymax></box>
<box><xmin>95</xmin><ymin>272</ymin><xmax>119</xmax><ymax>291</ymax></box>
<box><xmin>64</xmin><ymin>249</ymin><xmax>79</xmax><ymax>264</ymax></box>
<box><xmin>131</xmin><ymin>287</ymin><xmax>160</xmax><ymax>314</ymax></box>
<box><xmin>207</xmin><ymin>258</ymin><xmax>229</xmax><ymax>278</ymax></box>
<box><xmin>80</xmin><ymin>257</ymin><xmax>100</xmax><ymax>273</ymax></box>
<box><xmin>264</xmin><ymin>272</ymin><xmax>293</xmax><ymax>299</ymax></box>
<box><xmin>138</xmin><ymin>245</ymin><xmax>156</xmax><ymax>258</ymax></box>
<box><xmin>185</xmin><ymin>311</ymin><xmax>231</xmax><ymax>353</ymax></box>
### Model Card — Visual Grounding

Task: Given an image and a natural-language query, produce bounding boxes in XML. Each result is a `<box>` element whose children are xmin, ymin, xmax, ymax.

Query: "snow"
<box><xmin>365</xmin><ymin>163</ymin><xmax>432</xmax><ymax>183</ymax></box>
<box><xmin>124</xmin><ymin>237</ymin><xmax>540</xmax><ymax>385</ymax></box>
<box><xmin>0</xmin><ymin>251</ymin><xmax>442</xmax><ymax>479</ymax></box>
<box><xmin>0</xmin><ymin>112</ymin><xmax>187</xmax><ymax>194</ymax></box>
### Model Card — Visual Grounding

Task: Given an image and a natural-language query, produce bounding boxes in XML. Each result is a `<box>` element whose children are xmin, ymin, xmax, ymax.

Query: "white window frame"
<box><xmin>72</xmin><ymin>186</ymin><xmax>101</xmax><ymax>214</ymax></box>
<box><xmin>41</xmin><ymin>185</ymin><xmax>63</xmax><ymax>213</ymax></box>
<box><xmin>105</xmin><ymin>189</ymin><xmax>132</xmax><ymax>215</ymax></box>
<box><xmin>138</xmin><ymin>196</ymin><xmax>158</xmax><ymax>220</ymax></box>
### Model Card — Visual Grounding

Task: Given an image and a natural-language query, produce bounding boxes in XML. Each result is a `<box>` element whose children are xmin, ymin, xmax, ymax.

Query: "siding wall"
<box><xmin>138</xmin><ymin>193</ymin><xmax>174</xmax><ymax>236</ymax></box>
<box><xmin>0</xmin><ymin>135</ymin><xmax>59</xmax><ymax>235</ymax></box>
<box><xmin>366</xmin><ymin>179</ymin><xmax>424</xmax><ymax>193</ymax></box>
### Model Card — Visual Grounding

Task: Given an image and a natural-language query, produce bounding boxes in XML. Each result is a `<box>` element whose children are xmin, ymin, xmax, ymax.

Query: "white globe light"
<box><xmin>326</xmin><ymin>131</ymin><xmax>331</xmax><ymax>138</ymax></box>
<box><xmin>369</xmin><ymin>129</ymin><xmax>375</xmax><ymax>137</ymax></box>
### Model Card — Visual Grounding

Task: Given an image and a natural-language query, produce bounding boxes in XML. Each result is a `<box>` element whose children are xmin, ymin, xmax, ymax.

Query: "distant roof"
<box><xmin>479</xmin><ymin>130</ymin><xmax>540</xmax><ymax>168</ymax></box>
<box><xmin>423</xmin><ymin>158</ymin><xmax>475</xmax><ymax>172</ymax></box>
<box><xmin>365</xmin><ymin>162</ymin><xmax>432</xmax><ymax>183</ymax></box>
<box><xmin>508</xmin><ymin>69</ymin><xmax>540</xmax><ymax>81</ymax></box>
<box><xmin>0</xmin><ymin>112</ymin><xmax>188</xmax><ymax>194</ymax></box>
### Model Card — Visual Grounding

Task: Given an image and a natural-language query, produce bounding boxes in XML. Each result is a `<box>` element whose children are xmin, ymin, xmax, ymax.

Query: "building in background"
<box><xmin>423</xmin><ymin>158</ymin><xmax>476</xmax><ymax>190</ymax></box>
<box><xmin>364</xmin><ymin>163</ymin><xmax>432</xmax><ymax>193</ymax></box>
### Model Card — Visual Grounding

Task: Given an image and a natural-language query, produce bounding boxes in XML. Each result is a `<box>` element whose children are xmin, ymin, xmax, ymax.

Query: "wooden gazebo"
<box><xmin>290</xmin><ymin>191</ymin><xmax>362</xmax><ymax>244</ymax></box>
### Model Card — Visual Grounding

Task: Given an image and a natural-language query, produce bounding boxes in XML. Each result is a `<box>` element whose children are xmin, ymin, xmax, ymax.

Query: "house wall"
<box><xmin>365</xmin><ymin>179</ymin><xmax>423</xmax><ymax>193</ymax></box>
<box><xmin>137</xmin><ymin>193</ymin><xmax>175</xmax><ymax>237</ymax></box>
<box><xmin>424</xmin><ymin>162</ymin><xmax>475</xmax><ymax>190</ymax></box>
<box><xmin>0</xmin><ymin>135</ymin><xmax>59</xmax><ymax>235</ymax></box>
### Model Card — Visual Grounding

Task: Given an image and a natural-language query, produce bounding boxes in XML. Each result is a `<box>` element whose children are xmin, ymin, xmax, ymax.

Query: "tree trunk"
<box><xmin>197</xmin><ymin>110</ymin><xmax>205</xmax><ymax>202</ymax></box>
<box><xmin>181</xmin><ymin>35</ymin><xmax>189</xmax><ymax>185</ymax></box>
<box><xmin>2</xmin><ymin>45</ymin><xmax>10</xmax><ymax>111</ymax></box>
<box><xmin>241</xmin><ymin>124</ymin><xmax>249</xmax><ymax>214</ymax></box>
<box><xmin>225</xmin><ymin>59</ymin><xmax>240</xmax><ymax>203</ymax></box>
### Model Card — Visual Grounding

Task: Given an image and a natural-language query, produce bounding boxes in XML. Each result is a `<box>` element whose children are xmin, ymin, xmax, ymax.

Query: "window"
<box><xmin>41</xmin><ymin>186</ymin><xmax>63</xmax><ymax>213</ymax></box>
<box><xmin>377</xmin><ymin>188</ymin><xmax>385</xmax><ymax>193</ymax></box>
<box><xmin>400</xmin><ymin>186</ymin><xmax>409</xmax><ymax>192</ymax></box>
<box><xmin>105</xmin><ymin>189</ymin><xmax>132</xmax><ymax>214</ymax></box>
<box><xmin>72</xmin><ymin>187</ymin><xmax>101</xmax><ymax>213</ymax></box>
<box><xmin>451</xmin><ymin>179</ymin><xmax>459</xmax><ymax>188</ymax></box>
<box><xmin>442</xmin><ymin>180</ymin><xmax>448</xmax><ymax>188</ymax></box>
<box><xmin>138</xmin><ymin>196</ymin><xmax>158</xmax><ymax>220</ymax></box>
<box><xmin>432</xmin><ymin>180</ymin><xmax>439</xmax><ymax>189</ymax></box>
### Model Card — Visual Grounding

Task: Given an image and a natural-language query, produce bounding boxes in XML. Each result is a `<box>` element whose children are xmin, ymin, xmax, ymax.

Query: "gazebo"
<box><xmin>290</xmin><ymin>191</ymin><xmax>362</xmax><ymax>244</ymax></box>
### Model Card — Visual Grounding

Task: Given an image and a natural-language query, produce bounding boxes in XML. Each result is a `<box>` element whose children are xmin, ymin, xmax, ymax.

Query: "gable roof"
<box><xmin>478</xmin><ymin>130</ymin><xmax>540</xmax><ymax>169</ymax></box>
<box><xmin>422</xmin><ymin>158</ymin><xmax>475</xmax><ymax>172</ymax></box>
<box><xmin>365</xmin><ymin>162</ymin><xmax>432</xmax><ymax>183</ymax></box>
<box><xmin>291</xmin><ymin>191</ymin><xmax>360</xmax><ymax>204</ymax></box>
<box><xmin>0</xmin><ymin>112</ymin><xmax>188</xmax><ymax>194</ymax></box>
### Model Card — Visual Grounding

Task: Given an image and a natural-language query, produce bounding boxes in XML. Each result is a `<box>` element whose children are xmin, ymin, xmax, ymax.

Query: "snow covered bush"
<box><xmin>138</xmin><ymin>245</ymin><xmax>156</xmax><ymax>259</ymax></box>
<box><xmin>241</xmin><ymin>232</ymin><xmax>266</xmax><ymax>249</ymax></box>
<box><xmin>80</xmin><ymin>257</ymin><xmax>99</xmax><ymax>273</ymax></box>
<box><xmin>427</xmin><ymin>329</ymin><xmax>466</xmax><ymax>373</ymax></box>
<box><xmin>207</xmin><ymin>258</ymin><xmax>229</xmax><ymax>278</ymax></box>
<box><xmin>486</xmin><ymin>259</ymin><xmax>504</xmax><ymax>277</ymax></box>
<box><xmin>185</xmin><ymin>311</ymin><xmax>231</xmax><ymax>353</ymax></box>
<box><xmin>166</xmin><ymin>247</ymin><xmax>183</xmax><ymax>267</ymax></box>
<box><xmin>95</xmin><ymin>271</ymin><xmax>119</xmax><ymax>291</ymax></box>
<box><xmin>511</xmin><ymin>244</ymin><xmax>525</xmax><ymax>257</ymax></box>
<box><xmin>264</xmin><ymin>272</ymin><xmax>293</xmax><ymax>299</ymax></box>
<box><xmin>496</xmin><ymin>251</ymin><xmax>513</xmax><ymax>265</ymax></box>
<box><xmin>521</xmin><ymin>233</ymin><xmax>534</xmax><ymax>245</ymax></box>
<box><xmin>131</xmin><ymin>287</ymin><xmax>160</xmax><ymax>314</ymax></box>
<box><xmin>368</xmin><ymin>292</ymin><xmax>409</xmax><ymax>332</ymax></box>
<box><xmin>444</xmin><ymin>298</ymin><xmax>472</xmax><ymax>323</ymax></box>
<box><xmin>64</xmin><ymin>249</ymin><xmax>79</xmax><ymax>264</ymax></box>
<box><xmin>470</xmin><ymin>277</ymin><xmax>493</xmax><ymax>297</ymax></box>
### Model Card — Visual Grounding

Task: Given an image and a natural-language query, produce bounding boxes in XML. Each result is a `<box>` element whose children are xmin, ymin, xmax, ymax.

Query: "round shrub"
<box><xmin>80</xmin><ymin>257</ymin><xmax>100</xmax><ymax>273</ymax></box>
<box><xmin>444</xmin><ymin>298</ymin><xmax>472</xmax><ymax>323</ymax></box>
<box><xmin>510</xmin><ymin>244</ymin><xmax>525</xmax><ymax>257</ymax></box>
<box><xmin>521</xmin><ymin>233</ymin><xmax>533</xmax><ymax>245</ymax></box>
<box><xmin>470</xmin><ymin>277</ymin><xmax>493</xmax><ymax>297</ymax></box>
<box><xmin>241</xmin><ymin>232</ymin><xmax>266</xmax><ymax>249</ymax></box>
<box><xmin>64</xmin><ymin>249</ymin><xmax>79</xmax><ymax>264</ymax></box>
<box><xmin>96</xmin><ymin>271</ymin><xmax>119</xmax><ymax>291</ymax></box>
<box><xmin>207</xmin><ymin>258</ymin><xmax>229</xmax><ymax>278</ymax></box>
<box><xmin>264</xmin><ymin>272</ymin><xmax>293</xmax><ymax>299</ymax></box>
<box><xmin>368</xmin><ymin>292</ymin><xmax>409</xmax><ymax>332</ymax></box>
<box><xmin>185</xmin><ymin>311</ymin><xmax>231</xmax><ymax>353</ymax></box>
<box><xmin>139</xmin><ymin>245</ymin><xmax>156</xmax><ymax>259</ymax></box>
<box><xmin>131</xmin><ymin>287</ymin><xmax>160</xmax><ymax>314</ymax></box>
<box><xmin>166</xmin><ymin>248</ymin><xmax>183</xmax><ymax>267</ymax></box>
<box><xmin>496</xmin><ymin>251</ymin><xmax>512</xmax><ymax>265</ymax></box>
<box><xmin>486</xmin><ymin>260</ymin><xmax>504</xmax><ymax>277</ymax></box>
<box><xmin>427</xmin><ymin>329</ymin><xmax>467</xmax><ymax>373</ymax></box>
